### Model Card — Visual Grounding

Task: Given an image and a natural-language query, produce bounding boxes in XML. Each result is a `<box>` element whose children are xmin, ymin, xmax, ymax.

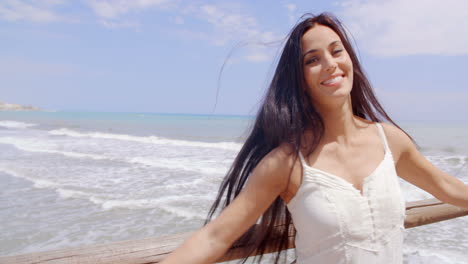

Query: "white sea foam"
<box><xmin>427</xmin><ymin>155</ymin><xmax>468</xmax><ymax>170</ymax></box>
<box><xmin>0</xmin><ymin>167</ymin><xmax>25</xmax><ymax>180</ymax></box>
<box><xmin>0</xmin><ymin>137</ymin><xmax>109</xmax><ymax>159</ymax></box>
<box><xmin>32</xmin><ymin>178</ymin><xmax>59</xmax><ymax>189</ymax></box>
<box><xmin>1</xmin><ymin>140</ymin><xmax>109</xmax><ymax>161</ymax></box>
<box><xmin>88</xmin><ymin>195</ymin><xmax>209</xmax><ymax>219</ymax></box>
<box><xmin>0</xmin><ymin>136</ymin><xmax>230</xmax><ymax>175</ymax></box>
<box><xmin>89</xmin><ymin>197</ymin><xmax>159</xmax><ymax>210</ymax></box>
<box><xmin>400</xmin><ymin>178</ymin><xmax>434</xmax><ymax>202</ymax></box>
<box><xmin>56</xmin><ymin>188</ymin><xmax>93</xmax><ymax>199</ymax></box>
<box><xmin>153</xmin><ymin>178</ymin><xmax>208</xmax><ymax>191</ymax></box>
<box><xmin>0</xmin><ymin>120</ymin><xmax>37</xmax><ymax>129</ymax></box>
<box><xmin>403</xmin><ymin>246</ymin><xmax>468</xmax><ymax>264</ymax></box>
<box><xmin>129</xmin><ymin>157</ymin><xmax>229</xmax><ymax>175</ymax></box>
<box><xmin>156</xmin><ymin>203</ymin><xmax>207</xmax><ymax>220</ymax></box>
<box><xmin>0</xmin><ymin>166</ymin><xmax>58</xmax><ymax>189</ymax></box>
<box><xmin>48</xmin><ymin>128</ymin><xmax>242</xmax><ymax>151</ymax></box>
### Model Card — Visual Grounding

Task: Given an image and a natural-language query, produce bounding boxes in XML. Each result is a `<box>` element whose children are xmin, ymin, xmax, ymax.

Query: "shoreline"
<box><xmin>0</xmin><ymin>101</ymin><xmax>41</xmax><ymax>111</ymax></box>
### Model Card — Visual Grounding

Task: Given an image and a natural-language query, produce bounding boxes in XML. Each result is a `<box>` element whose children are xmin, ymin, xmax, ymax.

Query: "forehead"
<box><xmin>301</xmin><ymin>24</ymin><xmax>341</xmax><ymax>52</ymax></box>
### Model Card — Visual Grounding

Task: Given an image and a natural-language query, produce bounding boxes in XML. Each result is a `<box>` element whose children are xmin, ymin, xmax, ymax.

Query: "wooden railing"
<box><xmin>1</xmin><ymin>199</ymin><xmax>467</xmax><ymax>264</ymax></box>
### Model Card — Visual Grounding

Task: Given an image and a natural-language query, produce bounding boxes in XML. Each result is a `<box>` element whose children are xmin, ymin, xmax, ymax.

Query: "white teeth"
<box><xmin>322</xmin><ymin>75</ymin><xmax>343</xmax><ymax>85</ymax></box>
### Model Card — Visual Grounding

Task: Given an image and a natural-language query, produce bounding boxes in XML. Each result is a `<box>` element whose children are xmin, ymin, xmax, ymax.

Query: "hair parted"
<box><xmin>205</xmin><ymin>12</ymin><xmax>410</xmax><ymax>264</ymax></box>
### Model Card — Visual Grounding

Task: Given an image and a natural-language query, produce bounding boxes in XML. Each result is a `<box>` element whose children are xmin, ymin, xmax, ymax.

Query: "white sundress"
<box><xmin>287</xmin><ymin>123</ymin><xmax>406</xmax><ymax>264</ymax></box>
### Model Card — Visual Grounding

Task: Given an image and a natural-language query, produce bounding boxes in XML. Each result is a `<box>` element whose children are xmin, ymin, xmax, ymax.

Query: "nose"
<box><xmin>323</xmin><ymin>53</ymin><xmax>337</xmax><ymax>72</ymax></box>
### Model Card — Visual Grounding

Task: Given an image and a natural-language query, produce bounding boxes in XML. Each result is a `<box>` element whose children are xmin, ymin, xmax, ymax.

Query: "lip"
<box><xmin>320</xmin><ymin>73</ymin><xmax>345</xmax><ymax>87</ymax></box>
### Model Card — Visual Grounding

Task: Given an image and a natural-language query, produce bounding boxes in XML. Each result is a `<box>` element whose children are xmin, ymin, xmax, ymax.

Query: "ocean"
<box><xmin>0</xmin><ymin>111</ymin><xmax>466</xmax><ymax>263</ymax></box>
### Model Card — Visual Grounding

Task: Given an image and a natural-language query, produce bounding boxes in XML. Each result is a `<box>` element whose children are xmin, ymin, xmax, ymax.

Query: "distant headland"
<box><xmin>0</xmin><ymin>101</ymin><xmax>41</xmax><ymax>111</ymax></box>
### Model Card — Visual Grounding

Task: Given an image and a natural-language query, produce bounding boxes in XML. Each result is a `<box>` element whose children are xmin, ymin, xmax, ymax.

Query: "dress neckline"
<box><xmin>300</xmin><ymin>151</ymin><xmax>389</xmax><ymax>196</ymax></box>
<box><xmin>298</xmin><ymin>123</ymin><xmax>390</xmax><ymax>197</ymax></box>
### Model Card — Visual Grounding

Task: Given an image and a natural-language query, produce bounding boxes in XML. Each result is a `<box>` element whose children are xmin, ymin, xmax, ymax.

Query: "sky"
<box><xmin>1</xmin><ymin>0</ymin><xmax>468</xmax><ymax>121</ymax></box>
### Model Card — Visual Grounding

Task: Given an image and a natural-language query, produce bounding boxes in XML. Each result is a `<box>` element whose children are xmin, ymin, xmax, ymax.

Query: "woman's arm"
<box><xmin>160</xmin><ymin>144</ymin><xmax>295</xmax><ymax>264</ymax></box>
<box><xmin>383</xmin><ymin>123</ymin><xmax>468</xmax><ymax>209</ymax></box>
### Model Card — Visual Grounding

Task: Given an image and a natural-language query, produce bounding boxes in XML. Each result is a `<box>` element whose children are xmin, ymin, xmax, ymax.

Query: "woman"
<box><xmin>161</xmin><ymin>13</ymin><xmax>468</xmax><ymax>264</ymax></box>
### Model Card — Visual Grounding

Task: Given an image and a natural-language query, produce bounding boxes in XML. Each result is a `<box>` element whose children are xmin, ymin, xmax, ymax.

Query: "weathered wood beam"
<box><xmin>404</xmin><ymin>198</ymin><xmax>468</xmax><ymax>228</ymax></box>
<box><xmin>1</xmin><ymin>199</ymin><xmax>466</xmax><ymax>264</ymax></box>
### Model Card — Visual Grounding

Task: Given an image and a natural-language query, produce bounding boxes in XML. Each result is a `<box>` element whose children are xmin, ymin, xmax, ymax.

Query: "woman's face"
<box><xmin>301</xmin><ymin>24</ymin><xmax>353</xmax><ymax>107</ymax></box>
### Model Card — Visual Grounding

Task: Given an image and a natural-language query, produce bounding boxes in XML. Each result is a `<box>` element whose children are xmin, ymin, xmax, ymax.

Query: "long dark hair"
<box><xmin>205</xmin><ymin>12</ymin><xmax>409</xmax><ymax>263</ymax></box>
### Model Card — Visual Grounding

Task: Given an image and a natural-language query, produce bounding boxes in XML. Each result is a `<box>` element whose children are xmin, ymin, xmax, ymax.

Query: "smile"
<box><xmin>321</xmin><ymin>74</ymin><xmax>345</xmax><ymax>86</ymax></box>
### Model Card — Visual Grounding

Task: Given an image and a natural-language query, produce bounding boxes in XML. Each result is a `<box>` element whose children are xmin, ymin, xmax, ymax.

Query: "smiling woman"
<box><xmin>160</xmin><ymin>12</ymin><xmax>468</xmax><ymax>264</ymax></box>
<box><xmin>301</xmin><ymin>26</ymin><xmax>353</xmax><ymax>108</ymax></box>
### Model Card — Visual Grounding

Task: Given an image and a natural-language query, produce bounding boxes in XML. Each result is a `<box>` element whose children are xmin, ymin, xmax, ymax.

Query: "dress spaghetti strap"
<box><xmin>375</xmin><ymin>123</ymin><xmax>391</xmax><ymax>154</ymax></box>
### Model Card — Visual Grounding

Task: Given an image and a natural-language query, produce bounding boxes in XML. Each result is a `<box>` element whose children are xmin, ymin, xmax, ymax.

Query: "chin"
<box><xmin>330</xmin><ymin>84</ymin><xmax>352</xmax><ymax>97</ymax></box>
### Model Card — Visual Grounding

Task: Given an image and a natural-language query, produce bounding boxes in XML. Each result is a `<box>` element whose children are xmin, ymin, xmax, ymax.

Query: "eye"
<box><xmin>305</xmin><ymin>56</ymin><xmax>318</xmax><ymax>65</ymax></box>
<box><xmin>333</xmin><ymin>49</ymin><xmax>343</xmax><ymax>55</ymax></box>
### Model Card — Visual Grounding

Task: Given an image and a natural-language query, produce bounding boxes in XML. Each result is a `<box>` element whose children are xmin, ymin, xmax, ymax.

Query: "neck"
<box><xmin>315</xmin><ymin>96</ymin><xmax>363</xmax><ymax>144</ymax></box>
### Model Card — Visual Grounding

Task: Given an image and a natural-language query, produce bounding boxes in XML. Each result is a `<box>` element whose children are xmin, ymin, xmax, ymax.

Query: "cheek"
<box><xmin>344</xmin><ymin>55</ymin><xmax>353</xmax><ymax>73</ymax></box>
<box><xmin>304</xmin><ymin>67</ymin><xmax>321</xmax><ymax>87</ymax></box>
<box><xmin>346</xmin><ymin>61</ymin><xmax>354</xmax><ymax>83</ymax></box>
<box><xmin>303</xmin><ymin>70</ymin><xmax>322</xmax><ymax>98</ymax></box>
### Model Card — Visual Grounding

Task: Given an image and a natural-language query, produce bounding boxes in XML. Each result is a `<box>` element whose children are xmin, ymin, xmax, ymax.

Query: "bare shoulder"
<box><xmin>262</xmin><ymin>143</ymin><xmax>297</xmax><ymax>168</ymax></box>
<box><xmin>379</xmin><ymin>122</ymin><xmax>414</xmax><ymax>163</ymax></box>
<box><xmin>249</xmin><ymin>143</ymin><xmax>298</xmax><ymax>191</ymax></box>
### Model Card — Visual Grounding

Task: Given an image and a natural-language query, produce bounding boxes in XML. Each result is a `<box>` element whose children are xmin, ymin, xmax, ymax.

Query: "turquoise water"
<box><xmin>0</xmin><ymin>111</ymin><xmax>466</xmax><ymax>263</ymax></box>
<box><xmin>0</xmin><ymin>111</ymin><xmax>253</xmax><ymax>141</ymax></box>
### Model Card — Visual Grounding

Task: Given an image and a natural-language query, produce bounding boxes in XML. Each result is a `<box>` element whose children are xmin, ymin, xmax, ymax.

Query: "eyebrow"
<box><xmin>302</xmin><ymin>40</ymin><xmax>342</xmax><ymax>57</ymax></box>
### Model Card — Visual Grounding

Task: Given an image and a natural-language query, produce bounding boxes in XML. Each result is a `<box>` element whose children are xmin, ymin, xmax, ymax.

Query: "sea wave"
<box><xmin>56</xmin><ymin>188</ymin><xmax>94</xmax><ymax>199</ymax></box>
<box><xmin>88</xmin><ymin>195</ymin><xmax>209</xmax><ymax>219</ymax></box>
<box><xmin>403</xmin><ymin>246</ymin><xmax>468</xmax><ymax>264</ymax></box>
<box><xmin>0</xmin><ymin>137</ymin><xmax>110</xmax><ymax>160</ymax></box>
<box><xmin>0</xmin><ymin>166</ymin><xmax>58</xmax><ymax>189</ymax></box>
<box><xmin>48</xmin><ymin>128</ymin><xmax>242</xmax><ymax>151</ymax></box>
<box><xmin>0</xmin><ymin>136</ymin><xmax>230</xmax><ymax>175</ymax></box>
<box><xmin>0</xmin><ymin>120</ymin><xmax>37</xmax><ymax>129</ymax></box>
<box><xmin>128</xmin><ymin>156</ymin><xmax>228</xmax><ymax>175</ymax></box>
<box><xmin>426</xmin><ymin>155</ymin><xmax>468</xmax><ymax>169</ymax></box>
<box><xmin>0</xmin><ymin>166</ymin><xmax>211</xmax><ymax>221</ymax></box>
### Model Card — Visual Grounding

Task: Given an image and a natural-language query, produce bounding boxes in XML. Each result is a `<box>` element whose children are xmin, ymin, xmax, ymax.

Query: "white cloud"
<box><xmin>285</xmin><ymin>3</ymin><xmax>296</xmax><ymax>12</ymax></box>
<box><xmin>245</xmin><ymin>52</ymin><xmax>270</xmax><ymax>62</ymax></box>
<box><xmin>1</xmin><ymin>1</ymin><xmax>283</xmax><ymax>63</ymax></box>
<box><xmin>157</xmin><ymin>3</ymin><xmax>283</xmax><ymax>63</ymax></box>
<box><xmin>86</xmin><ymin>0</ymin><xmax>171</xmax><ymax>30</ymax></box>
<box><xmin>0</xmin><ymin>0</ymin><xmax>66</xmax><ymax>22</ymax></box>
<box><xmin>44</xmin><ymin>0</ymin><xmax>67</xmax><ymax>4</ymax></box>
<box><xmin>259</xmin><ymin>31</ymin><xmax>280</xmax><ymax>44</ymax></box>
<box><xmin>197</xmin><ymin>4</ymin><xmax>259</xmax><ymax>46</ymax></box>
<box><xmin>86</xmin><ymin>0</ymin><xmax>170</xmax><ymax>19</ymax></box>
<box><xmin>338</xmin><ymin>0</ymin><xmax>468</xmax><ymax>56</ymax></box>
<box><xmin>170</xmin><ymin>28</ymin><xmax>210</xmax><ymax>41</ymax></box>
<box><xmin>190</xmin><ymin>3</ymin><xmax>281</xmax><ymax>45</ymax></box>
<box><xmin>284</xmin><ymin>3</ymin><xmax>297</xmax><ymax>25</ymax></box>
<box><xmin>99</xmin><ymin>19</ymin><xmax>140</xmax><ymax>30</ymax></box>
<box><xmin>186</xmin><ymin>3</ymin><xmax>283</xmax><ymax>63</ymax></box>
